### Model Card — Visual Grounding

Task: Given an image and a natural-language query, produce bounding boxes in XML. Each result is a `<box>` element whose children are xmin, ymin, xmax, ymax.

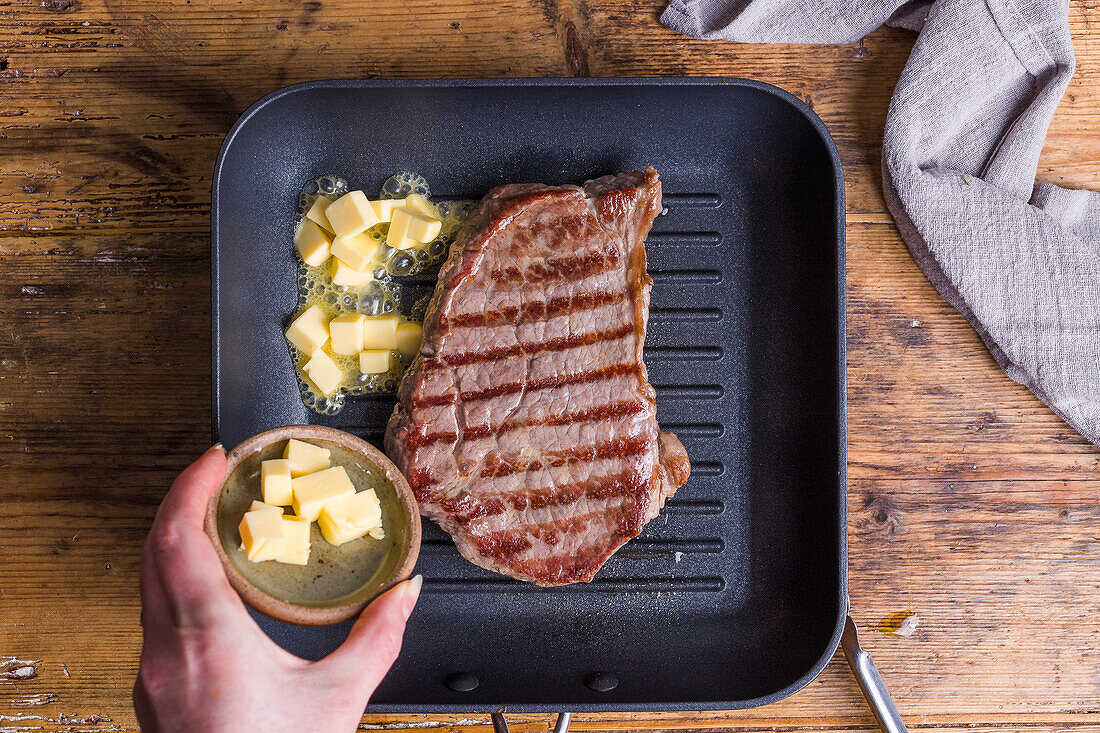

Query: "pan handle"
<box><xmin>841</xmin><ymin>616</ymin><xmax>908</xmax><ymax>733</ymax></box>
<box><xmin>489</xmin><ymin>618</ymin><xmax>900</xmax><ymax>733</ymax></box>
<box><xmin>491</xmin><ymin>712</ymin><xmax>571</xmax><ymax>732</ymax></box>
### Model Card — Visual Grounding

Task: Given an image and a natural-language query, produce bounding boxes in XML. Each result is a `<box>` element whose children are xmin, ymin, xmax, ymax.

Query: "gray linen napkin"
<box><xmin>662</xmin><ymin>0</ymin><xmax>1100</xmax><ymax>445</ymax></box>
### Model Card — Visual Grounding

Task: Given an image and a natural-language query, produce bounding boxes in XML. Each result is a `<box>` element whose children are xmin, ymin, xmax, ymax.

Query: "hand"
<box><xmin>133</xmin><ymin>445</ymin><xmax>421</xmax><ymax>733</ymax></box>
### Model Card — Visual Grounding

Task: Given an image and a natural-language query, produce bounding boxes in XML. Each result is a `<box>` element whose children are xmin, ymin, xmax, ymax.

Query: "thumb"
<box><xmin>317</xmin><ymin>575</ymin><xmax>421</xmax><ymax>694</ymax></box>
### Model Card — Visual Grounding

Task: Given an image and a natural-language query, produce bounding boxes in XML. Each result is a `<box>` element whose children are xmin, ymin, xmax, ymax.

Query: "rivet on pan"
<box><xmin>444</xmin><ymin>672</ymin><xmax>479</xmax><ymax>692</ymax></box>
<box><xmin>584</xmin><ymin>672</ymin><xmax>618</xmax><ymax>692</ymax></box>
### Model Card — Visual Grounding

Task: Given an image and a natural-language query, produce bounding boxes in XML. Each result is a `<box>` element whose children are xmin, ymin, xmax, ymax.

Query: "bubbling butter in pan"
<box><xmin>286</xmin><ymin>172</ymin><xmax>472</xmax><ymax>415</ymax></box>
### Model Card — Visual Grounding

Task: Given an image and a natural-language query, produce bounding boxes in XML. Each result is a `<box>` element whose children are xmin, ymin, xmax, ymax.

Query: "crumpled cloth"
<box><xmin>662</xmin><ymin>0</ymin><xmax>1100</xmax><ymax>445</ymax></box>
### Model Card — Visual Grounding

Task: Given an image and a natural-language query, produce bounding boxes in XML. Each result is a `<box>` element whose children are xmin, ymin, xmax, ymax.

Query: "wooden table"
<box><xmin>3</xmin><ymin>1</ymin><xmax>1099</xmax><ymax>730</ymax></box>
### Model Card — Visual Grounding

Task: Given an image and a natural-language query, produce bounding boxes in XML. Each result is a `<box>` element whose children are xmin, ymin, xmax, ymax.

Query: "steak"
<box><xmin>385</xmin><ymin>167</ymin><xmax>691</xmax><ymax>586</ymax></box>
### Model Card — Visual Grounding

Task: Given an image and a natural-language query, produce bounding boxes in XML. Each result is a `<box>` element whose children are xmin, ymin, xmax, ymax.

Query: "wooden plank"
<box><xmin>3</xmin><ymin>225</ymin><xmax>1095</xmax><ymax>478</ymax></box>
<box><xmin>7</xmin><ymin>469</ymin><xmax>1100</xmax><ymax>729</ymax></box>
<box><xmin>3</xmin><ymin>0</ymin><xmax>1100</xmax><ymax>729</ymax></box>
<box><xmin>0</xmin><ymin>232</ymin><xmax>212</xmax><ymax>474</ymax></box>
<box><xmin>1</xmin><ymin>1</ymin><xmax>1097</xmax><ymax>232</ymax></box>
<box><xmin>3</xmin><ymin>224</ymin><xmax>1100</xmax><ymax>729</ymax></box>
<box><xmin>357</xmin><ymin>722</ymin><xmax>1100</xmax><ymax>732</ymax></box>
<box><xmin>845</xmin><ymin>224</ymin><xmax>1100</xmax><ymax>480</ymax></box>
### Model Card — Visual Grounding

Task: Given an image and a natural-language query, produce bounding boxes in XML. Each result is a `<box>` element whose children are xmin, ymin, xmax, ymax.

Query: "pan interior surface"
<box><xmin>213</xmin><ymin>79</ymin><xmax>845</xmax><ymax>711</ymax></box>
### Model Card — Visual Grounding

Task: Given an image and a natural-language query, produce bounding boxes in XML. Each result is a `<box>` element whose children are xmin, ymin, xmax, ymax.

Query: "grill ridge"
<box><xmin>647</xmin><ymin>231</ymin><xmax>722</xmax><ymax>247</ymax></box>
<box><xmin>688</xmin><ymin>461</ymin><xmax>724</xmax><ymax>477</ymax></box>
<box><xmin>664</xmin><ymin>499</ymin><xmax>725</xmax><ymax>515</ymax></box>
<box><xmin>650</xmin><ymin>307</ymin><xmax>723</xmax><ymax>322</ymax></box>
<box><xmin>644</xmin><ymin>345</ymin><xmax>723</xmax><ymax>361</ymax></box>
<box><xmin>420</xmin><ymin>537</ymin><xmax>724</xmax><ymax>554</ymax></box>
<box><xmin>662</xmin><ymin>193</ymin><xmax>722</xmax><ymax>209</ymax></box>
<box><xmin>421</xmin><ymin>576</ymin><xmax>727</xmax><ymax>593</ymax></box>
<box><xmin>650</xmin><ymin>268</ymin><xmax>722</xmax><ymax>285</ymax></box>
<box><xmin>662</xmin><ymin>423</ymin><xmax>724</xmax><ymax>438</ymax></box>
<box><xmin>653</xmin><ymin>384</ymin><xmax>724</xmax><ymax>400</ymax></box>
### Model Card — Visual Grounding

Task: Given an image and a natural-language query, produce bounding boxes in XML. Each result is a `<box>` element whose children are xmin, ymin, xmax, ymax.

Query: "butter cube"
<box><xmin>276</xmin><ymin>515</ymin><xmax>311</xmax><ymax>566</ymax></box>
<box><xmin>331</xmin><ymin>232</ymin><xmax>378</xmax><ymax>272</ymax></box>
<box><xmin>250</xmin><ymin>500</ymin><xmax>284</xmax><ymax>514</ymax></box>
<box><xmin>369</xmin><ymin>198</ymin><xmax>406</xmax><ymax>223</ymax></box>
<box><xmin>318</xmin><ymin>489</ymin><xmax>384</xmax><ymax>546</ymax></box>
<box><xmin>239</xmin><ymin>507</ymin><xmax>288</xmax><ymax>562</ymax></box>
<box><xmin>291</xmin><ymin>466</ymin><xmax>356</xmax><ymax>522</ymax></box>
<box><xmin>388</xmin><ymin>207</ymin><xmax>442</xmax><ymax>249</ymax></box>
<box><xmin>362</xmin><ymin>316</ymin><xmax>399</xmax><ymax>350</ymax></box>
<box><xmin>359</xmin><ymin>349</ymin><xmax>392</xmax><ymax>374</ymax></box>
<box><xmin>295</xmin><ymin>219</ymin><xmax>333</xmax><ymax>267</ymax></box>
<box><xmin>403</xmin><ymin>193</ymin><xmax>435</xmax><ymax>217</ymax></box>
<box><xmin>329</xmin><ymin>314</ymin><xmax>366</xmax><ymax>356</ymax></box>
<box><xmin>282</xmin><ymin>439</ymin><xmax>330</xmax><ymax>477</ymax></box>
<box><xmin>303</xmin><ymin>350</ymin><xmax>343</xmax><ymax>395</ymax></box>
<box><xmin>331</xmin><ymin>257</ymin><xmax>374</xmax><ymax>287</ymax></box>
<box><xmin>261</xmin><ymin>459</ymin><xmax>293</xmax><ymax>506</ymax></box>
<box><xmin>403</xmin><ymin>210</ymin><xmax>443</xmax><ymax>242</ymax></box>
<box><xmin>285</xmin><ymin>305</ymin><xmax>329</xmax><ymax>355</ymax></box>
<box><xmin>395</xmin><ymin>322</ymin><xmax>423</xmax><ymax>356</ymax></box>
<box><xmin>305</xmin><ymin>196</ymin><xmax>334</xmax><ymax>233</ymax></box>
<box><xmin>325</xmin><ymin>190</ymin><xmax>380</xmax><ymax>237</ymax></box>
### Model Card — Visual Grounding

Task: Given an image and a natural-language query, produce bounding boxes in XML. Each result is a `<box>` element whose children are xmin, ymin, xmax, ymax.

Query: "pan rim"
<box><xmin>211</xmin><ymin>76</ymin><xmax>848</xmax><ymax>713</ymax></box>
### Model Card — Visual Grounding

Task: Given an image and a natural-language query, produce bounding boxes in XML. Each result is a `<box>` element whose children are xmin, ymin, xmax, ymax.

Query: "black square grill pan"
<box><xmin>212</xmin><ymin>78</ymin><xmax>847</xmax><ymax>712</ymax></box>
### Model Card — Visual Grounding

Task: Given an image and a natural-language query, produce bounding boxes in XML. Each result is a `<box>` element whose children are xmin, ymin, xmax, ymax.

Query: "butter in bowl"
<box><xmin>204</xmin><ymin>425</ymin><xmax>420</xmax><ymax>626</ymax></box>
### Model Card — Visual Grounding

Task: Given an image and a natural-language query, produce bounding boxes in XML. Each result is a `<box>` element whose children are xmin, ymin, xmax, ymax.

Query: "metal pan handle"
<box><xmin>841</xmin><ymin>616</ymin><xmax>908</xmax><ymax>733</ymax></box>
<box><xmin>491</xmin><ymin>618</ymin><xmax>902</xmax><ymax>733</ymax></box>
<box><xmin>492</xmin><ymin>712</ymin><xmax>571</xmax><ymax>733</ymax></box>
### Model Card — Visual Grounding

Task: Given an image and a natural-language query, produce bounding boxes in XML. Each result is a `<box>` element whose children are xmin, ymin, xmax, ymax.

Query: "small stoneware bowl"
<box><xmin>204</xmin><ymin>425</ymin><xmax>420</xmax><ymax>626</ymax></box>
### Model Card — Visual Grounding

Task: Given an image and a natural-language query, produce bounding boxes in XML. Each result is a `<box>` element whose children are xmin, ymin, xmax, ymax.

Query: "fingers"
<box><xmin>317</xmin><ymin>575</ymin><xmax>422</xmax><ymax>694</ymax></box>
<box><xmin>138</xmin><ymin>540</ymin><xmax>172</xmax><ymax>636</ymax></box>
<box><xmin>149</xmin><ymin>515</ymin><xmax>247</xmax><ymax>629</ymax></box>
<box><xmin>132</xmin><ymin>673</ymin><xmax>158</xmax><ymax>733</ymax></box>
<box><xmin>146</xmin><ymin>445</ymin><xmax>248</xmax><ymax>629</ymax></box>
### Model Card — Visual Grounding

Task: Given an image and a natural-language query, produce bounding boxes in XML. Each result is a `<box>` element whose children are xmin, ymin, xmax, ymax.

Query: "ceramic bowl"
<box><xmin>204</xmin><ymin>425</ymin><xmax>420</xmax><ymax>626</ymax></box>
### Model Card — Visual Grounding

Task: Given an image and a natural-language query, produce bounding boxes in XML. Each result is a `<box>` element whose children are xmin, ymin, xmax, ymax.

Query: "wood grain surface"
<box><xmin>2</xmin><ymin>0</ymin><xmax>1099</xmax><ymax>731</ymax></box>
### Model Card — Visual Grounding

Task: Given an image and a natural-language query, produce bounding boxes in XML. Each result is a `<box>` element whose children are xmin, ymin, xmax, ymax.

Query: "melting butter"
<box><xmin>287</xmin><ymin>172</ymin><xmax>472</xmax><ymax>416</ymax></box>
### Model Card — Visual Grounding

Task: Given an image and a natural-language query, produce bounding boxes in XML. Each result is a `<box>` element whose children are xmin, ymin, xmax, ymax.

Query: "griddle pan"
<box><xmin>212</xmin><ymin>78</ymin><xmax>847</xmax><ymax>712</ymax></box>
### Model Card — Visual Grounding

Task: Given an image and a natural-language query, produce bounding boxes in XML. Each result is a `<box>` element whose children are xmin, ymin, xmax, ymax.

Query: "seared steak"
<box><xmin>385</xmin><ymin>167</ymin><xmax>691</xmax><ymax>586</ymax></box>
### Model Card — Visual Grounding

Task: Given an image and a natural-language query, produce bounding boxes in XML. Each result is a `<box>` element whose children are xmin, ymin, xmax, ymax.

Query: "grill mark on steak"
<box><xmin>512</xmin><ymin>548</ymin><xmax>622</xmax><ymax>585</ymax></box>
<box><xmin>439</xmin><ymin>492</ymin><xmax>507</xmax><ymax>523</ymax></box>
<box><xmin>471</xmin><ymin>528</ymin><xmax>533</xmax><ymax>558</ymax></box>
<box><xmin>412</xmin><ymin>362</ymin><xmax>639</xmax><ymax>408</ymax></box>
<box><xmin>480</xmin><ymin>434</ymin><xmax>651</xmax><ymax>478</ymax></box>
<box><xmin>475</xmin><ymin>396</ymin><xmax>646</xmax><ymax>444</ymax></box>
<box><xmin>479</xmin><ymin>469</ymin><xmax>645</xmax><ymax>522</ymax></box>
<box><xmin>434</xmin><ymin>470</ymin><xmax>638</xmax><ymax>525</ymax></box>
<box><xmin>408</xmin><ymin>436</ymin><xmax>651</xmax><ymax>502</ymax></box>
<box><xmin>470</xmin><ymin>501</ymin><xmax>642</xmax><ymax>560</ymax></box>
<box><xmin>406</xmin><ymin>466</ymin><xmax>435</xmax><ymax>496</ymax></box>
<box><xmin>413</xmin><ymin>400</ymin><xmax>645</xmax><ymax>447</ymax></box>
<box><xmin>404</xmin><ymin>429</ymin><xmax>459</xmax><ymax>452</ymax></box>
<box><xmin>403</xmin><ymin>410</ymin><xmax>653</xmax><ymax>485</ymax></box>
<box><xmin>446</xmin><ymin>287</ymin><xmax>628</xmax><ymax>329</ymax></box>
<box><xmin>416</xmin><ymin>329</ymin><xmax>636</xmax><ymax>387</ymax></box>
<box><xmin>487</xmin><ymin>246</ymin><xmax>620</xmax><ymax>285</ymax></box>
<box><xmin>385</xmin><ymin>167</ymin><xmax>691</xmax><ymax>586</ymax></box>
<box><xmin>439</xmin><ymin>323</ymin><xmax>634</xmax><ymax>366</ymax></box>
